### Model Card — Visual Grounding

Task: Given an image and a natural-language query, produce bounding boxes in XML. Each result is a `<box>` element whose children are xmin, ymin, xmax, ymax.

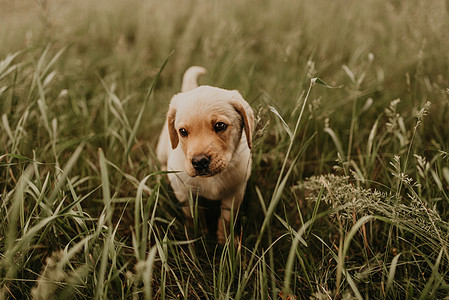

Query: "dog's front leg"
<box><xmin>168</xmin><ymin>175</ymin><xmax>196</xmax><ymax>230</ymax></box>
<box><xmin>171</xmin><ymin>184</ymin><xmax>209</xmax><ymax>235</ymax></box>
<box><xmin>217</xmin><ymin>195</ymin><xmax>243</xmax><ymax>245</ymax></box>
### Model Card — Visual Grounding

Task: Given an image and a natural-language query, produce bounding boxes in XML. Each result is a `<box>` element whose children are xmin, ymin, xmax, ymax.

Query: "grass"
<box><xmin>1</xmin><ymin>0</ymin><xmax>449</xmax><ymax>298</ymax></box>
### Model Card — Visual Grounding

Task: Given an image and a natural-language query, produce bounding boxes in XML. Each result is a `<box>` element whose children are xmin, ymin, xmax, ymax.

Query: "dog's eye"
<box><xmin>179</xmin><ymin>128</ymin><xmax>188</xmax><ymax>137</ymax></box>
<box><xmin>214</xmin><ymin>122</ymin><xmax>227</xmax><ymax>133</ymax></box>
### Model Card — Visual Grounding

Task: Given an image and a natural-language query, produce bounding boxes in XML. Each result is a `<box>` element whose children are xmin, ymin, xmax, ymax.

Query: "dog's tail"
<box><xmin>181</xmin><ymin>66</ymin><xmax>207</xmax><ymax>92</ymax></box>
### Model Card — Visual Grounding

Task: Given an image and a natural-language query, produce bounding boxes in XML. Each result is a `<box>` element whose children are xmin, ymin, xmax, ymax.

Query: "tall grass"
<box><xmin>1</xmin><ymin>0</ymin><xmax>449</xmax><ymax>298</ymax></box>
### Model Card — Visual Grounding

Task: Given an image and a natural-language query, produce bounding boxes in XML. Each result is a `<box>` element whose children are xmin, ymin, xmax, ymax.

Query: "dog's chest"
<box><xmin>190</xmin><ymin>173</ymin><xmax>242</xmax><ymax>200</ymax></box>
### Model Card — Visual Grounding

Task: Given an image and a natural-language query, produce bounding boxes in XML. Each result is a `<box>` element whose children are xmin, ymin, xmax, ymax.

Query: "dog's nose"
<box><xmin>191</xmin><ymin>154</ymin><xmax>210</xmax><ymax>172</ymax></box>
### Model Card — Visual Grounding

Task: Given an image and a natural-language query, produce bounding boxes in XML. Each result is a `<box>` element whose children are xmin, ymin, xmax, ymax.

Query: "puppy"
<box><xmin>156</xmin><ymin>66</ymin><xmax>254</xmax><ymax>244</ymax></box>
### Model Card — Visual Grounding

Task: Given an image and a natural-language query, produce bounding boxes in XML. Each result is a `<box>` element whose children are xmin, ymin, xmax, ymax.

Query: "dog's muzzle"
<box><xmin>191</xmin><ymin>154</ymin><xmax>211</xmax><ymax>175</ymax></box>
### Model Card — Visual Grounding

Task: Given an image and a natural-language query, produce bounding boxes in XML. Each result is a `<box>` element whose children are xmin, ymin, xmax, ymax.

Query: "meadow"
<box><xmin>1</xmin><ymin>0</ymin><xmax>449</xmax><ymax>298</ymax></box>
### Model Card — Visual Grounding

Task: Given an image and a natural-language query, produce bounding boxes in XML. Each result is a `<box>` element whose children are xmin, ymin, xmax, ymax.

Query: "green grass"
<box><xmin>1</xmin><ymin>0</ymin><xmax>449</xmax><ymax>298</ymax></box>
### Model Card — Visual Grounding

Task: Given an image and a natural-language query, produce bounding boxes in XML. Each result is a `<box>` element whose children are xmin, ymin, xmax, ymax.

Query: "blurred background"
<box><xmin>2</xmin><ymin>0</ymin><xmax>448</xmax><ymax>144</ymax></box>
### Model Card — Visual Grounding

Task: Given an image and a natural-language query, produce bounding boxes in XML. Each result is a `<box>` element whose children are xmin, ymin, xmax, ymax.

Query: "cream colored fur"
<box><xmin>156</xmin><ymin>66</ymin><xmax>254</xmax><ymax>244</ymax></box>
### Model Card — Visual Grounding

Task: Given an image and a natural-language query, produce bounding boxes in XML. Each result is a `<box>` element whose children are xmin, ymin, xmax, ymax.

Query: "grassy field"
<box><xmin>1</xmin><ymin>0</ymin><xmax>449</xmax><ymax>298</ymax></box>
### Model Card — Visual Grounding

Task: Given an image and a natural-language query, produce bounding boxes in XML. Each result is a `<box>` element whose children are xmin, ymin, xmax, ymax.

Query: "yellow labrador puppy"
<box><xmin>157</xmin><ymin>66</ymin><xmax>254</xmax><ymax>244</ymax></box>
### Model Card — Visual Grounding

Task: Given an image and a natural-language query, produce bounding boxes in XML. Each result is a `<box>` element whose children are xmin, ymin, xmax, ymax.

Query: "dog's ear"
<box><xmin>231</xmin><ymin>98</ymin><xmax>254</xmax><ymax>149</ymax></box>
<box><xmin>167</xmin><ymin>106</ymin><xmax>179</xmax><ymax>149</ymax></box>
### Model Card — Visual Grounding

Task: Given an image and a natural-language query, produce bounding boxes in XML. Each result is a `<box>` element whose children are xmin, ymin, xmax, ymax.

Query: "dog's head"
<box><xmin>166</xmin><ymin>86</ymin><xmax>254</xmax><ymax>177</ymax></box>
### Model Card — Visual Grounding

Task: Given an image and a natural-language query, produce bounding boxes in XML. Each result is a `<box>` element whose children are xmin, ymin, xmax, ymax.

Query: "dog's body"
<box><xmin>156</xmin><ymin>66</ymin><xmax>253</xmax><ymax>243</ymax></box>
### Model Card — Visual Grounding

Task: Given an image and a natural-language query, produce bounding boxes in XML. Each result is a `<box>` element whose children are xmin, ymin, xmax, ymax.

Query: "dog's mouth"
<box><xmin>194</xmin><ymin>169</ymin><xmax>221</xmax><ymax>177</ymax></box>
<box><xmin>194</xmin><ymin>171</ymin><xmax>213</xmax><ymax>177</ymax></box>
